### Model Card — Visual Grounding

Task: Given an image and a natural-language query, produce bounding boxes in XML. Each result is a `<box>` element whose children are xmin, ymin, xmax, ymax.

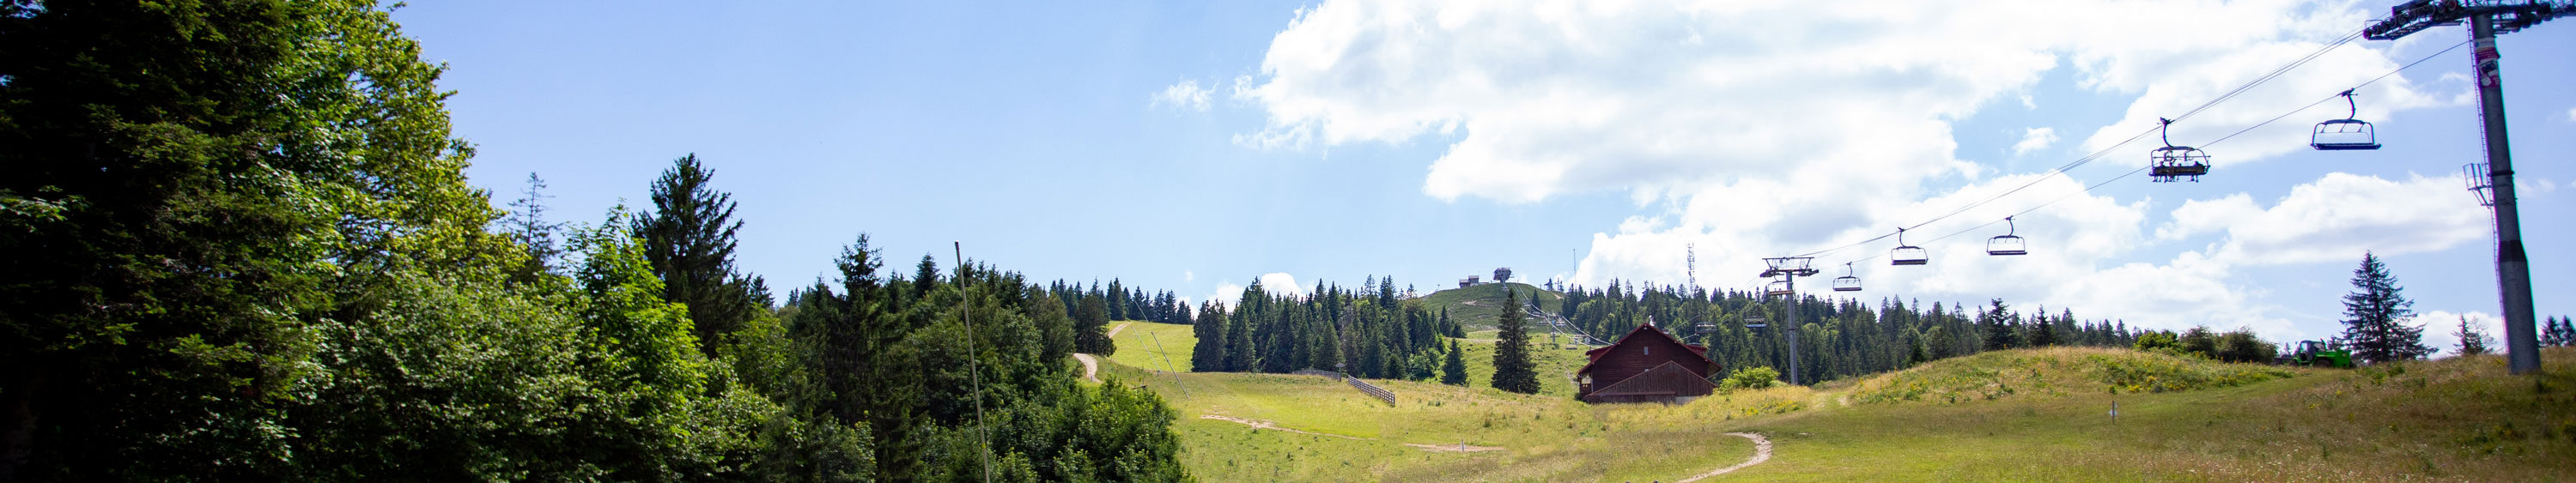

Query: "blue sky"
<box><xmin>395</xmin><ymin>1</ymin><xmax>2573</xmax><ymax>353</ymax></box>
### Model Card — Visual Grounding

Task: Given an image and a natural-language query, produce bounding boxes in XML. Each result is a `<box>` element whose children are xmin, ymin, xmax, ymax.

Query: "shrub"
<box><xmin>1722</xmin><ymin>366</ymin><xmax>1782</xmax><ymax>391</ymax></box>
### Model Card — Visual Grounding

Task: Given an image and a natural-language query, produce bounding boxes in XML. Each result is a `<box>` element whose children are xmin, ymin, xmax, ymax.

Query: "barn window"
<box><xmin>1643</xmin><ymin>347</ymin><xmax>1649</xmax><ymax>355</ymax></box>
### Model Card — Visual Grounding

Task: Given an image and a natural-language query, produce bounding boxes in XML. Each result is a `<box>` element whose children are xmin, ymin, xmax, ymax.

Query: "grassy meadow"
<box><xmin>1095</xmin><ymin>320</ymin><xmax>2576</xmax><ymax>481</ymax></box>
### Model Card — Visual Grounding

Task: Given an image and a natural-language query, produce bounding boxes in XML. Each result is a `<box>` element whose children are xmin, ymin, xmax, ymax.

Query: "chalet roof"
<box><xmin>1575</xmin><ymin>323</ymin><xmax>1715</xmax><ymax>377</ymax></box>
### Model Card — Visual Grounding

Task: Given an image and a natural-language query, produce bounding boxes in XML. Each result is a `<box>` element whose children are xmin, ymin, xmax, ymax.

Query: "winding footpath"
<box><xmin>1676</xmin><ymin>432</ymin><xmax>1773</xmax><ymax>482</ymax></box>
<box><xmin>1072</xmin><ymin>322</ymin><xmax>1137</xmax><ymax>383</ymax></box>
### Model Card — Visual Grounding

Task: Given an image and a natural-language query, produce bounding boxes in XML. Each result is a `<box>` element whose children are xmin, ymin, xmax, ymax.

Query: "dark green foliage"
<box><xmin>2134</xmin><ymin>330</ymin><xmax>2180</xmax><ymax>353</ymax></box>
<box><xmin>1980</xmin><ymin>299</ymin><xmax>2020</xmax><ymax>351</ymax></box>
<box><xmin>1191</xmin><ymin>301</ymin><xmax>1229</xmax><ymax>371</ymax></box>
<box><xmin>634</xmin><ymin>154</ymin><xmax>772</xmax><ymax>359</ymax></box>
<box><xmin>1075</xmin><ymin>285</ymin><xmax>1115</xmax><ymax>354</ymax></box>
<box><xmin>1441</xmin><ymin>341</ymin><xmax>1469</xmax><ymax>385</ymax></box>
<box><xmin>2544</xmin><ymin>316</ymin><xmax>2576</xmax><ymax>347</ymax></box>
<box><xmin>0</xmin><ymin>3</ymin><xmax>1185</xmax><ymax>480</ymax></box>
<box><xmin>2340</xmin><ymin>251</ymin><xmax>2431</xmax><ymax>364</ymax></box>
<box><xmin>1490</xmin><ymin>289</ymin><xmax>1542</xmax><ymax>394</ymax></box>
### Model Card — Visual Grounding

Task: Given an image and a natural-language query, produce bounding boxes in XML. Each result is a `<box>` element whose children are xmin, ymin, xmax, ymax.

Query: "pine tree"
<box><xmin>2454</xmin><ymin>316</ymin><xmax>2490</xmax><ymax>357</ymax></box>
<box><xmin>2543</xmin><ymin>316</ymin><xmax>2574</xmax><ymax>347</ymax></box>
<box><xmin>1440</xmin><ymin>341</ymin><xmax>1468</xmax><ymax>386</ymax></box>
<box><xmin>1490</xmin><ymin>289</ymin><xmax>1542</xmax><ymax>394</ymax></box>
<box><xmin>634</xmin><ymin>154</ymin><xmax>770</xmax><ymax>358</ymax></box>
<box><xmin>1076</xmin><ymin>289</ymin><xmax>1114</xmax><ymax>354</ymax></box>
<box><xmin>2340</xmin><ymin>251</ymin><xmax>2431</xmax><ymax>364</ymax></box>
<box><xmin>502</xmin><ymin>172</ymin><xmax>566</xmax><ymax>283</ymax></box>
<box><xmin>1979</xmin><ymin>299</ymin><xmax>2020</xmax><ymax>351</ymax></box>
<box><xmin>1190</xmin><ymin>301</ymin><xmax>1229</xmax><ymax>371</ymax></box>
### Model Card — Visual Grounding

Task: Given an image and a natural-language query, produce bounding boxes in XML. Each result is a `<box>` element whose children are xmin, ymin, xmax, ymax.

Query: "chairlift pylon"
<box><xmin>2311</xmin><ymin>89</ymin><xmax>2382</xmax><ymax>151</ymax></box>
<box><xmin>1890</xmin><ymin>227</ymin><xmax>1929</xmax><ymax>266</ymax></box>
<box><xmin>1986</xmin><ymin>216</ymin><xmax>2028</xmax><ymax>256</ymax></box>
<box><xmin>2149</xmin><ymin>118</ymin><xmax>2211</xmax><ymax>182</ymax></box>
<box><xmin>1831</xmin><ymin>262</ymin><xmax>1862</xmax><ymax>292</ymax></box>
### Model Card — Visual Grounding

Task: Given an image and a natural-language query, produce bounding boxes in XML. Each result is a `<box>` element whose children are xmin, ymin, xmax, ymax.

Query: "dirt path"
<box><xmin>1073</xmin><ymin>353</ymin><xmax>1101</xmax><ymax>383</ymax></box>
<box><xmin>1198</xmin><ymin>414</ymin><xmax>1370</xmax><ymax>440</ymax></box>
<box><xmin>1402</xmin><ymin>443</ymin><xmax>1505</xmax><ymax>453</ymax></box>
<box><xmin>1675</xmin><ymin>432</ymin><xmax>1772</xmax><ymax>482</ymax></box>
<box><xmin>1069</xmin><ymin>323</ymin><xmax>1133</xmax><ymax>383</ymax></box>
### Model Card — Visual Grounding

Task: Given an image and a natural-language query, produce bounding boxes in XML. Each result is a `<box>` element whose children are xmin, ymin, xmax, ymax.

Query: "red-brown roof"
<box><xmin>1574</xmin><ymin>323</ymin><xmax>1719</xmax><ymax>377</ymax></box>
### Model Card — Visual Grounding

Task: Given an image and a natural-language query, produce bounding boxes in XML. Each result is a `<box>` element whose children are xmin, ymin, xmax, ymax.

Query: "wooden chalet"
<box><xmin>1574</xmin><ymin>323</ymin><xmax>1722</xmax><ymax>404</ymax></box>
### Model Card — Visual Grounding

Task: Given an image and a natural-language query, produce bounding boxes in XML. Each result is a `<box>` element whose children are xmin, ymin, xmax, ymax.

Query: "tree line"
<box><xmin>0</xmin><ymin>3</ymin><xmax>1182</xmax><ymax>480</ymax></box>
<box><xmin>1187</xmin><ymin>277</ymin><xmax>1467</xmax><ymax>382</ymax></box>
<box><xmin>1557</xmin><ymin>281</ymin><xmax>2145</xmax><ymax>383</ymax></box>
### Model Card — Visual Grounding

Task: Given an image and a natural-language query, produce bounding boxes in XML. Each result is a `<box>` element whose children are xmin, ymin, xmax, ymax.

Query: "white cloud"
<box><xmin>1209</xmin><ymin>281</ymin><xmax>1243</xmax><ymax>310</ymax></box>
<box><xmin>1218</xmin><ymin>0</ymin><xmax>2471</xmax><ymax>339</ymax></box>
<box><xmin>1151</xmin><ymin>80</ymin><xmax>1213</xmax><ymax>112</ymax></box>
<box><xmin>2565</xmin><ymin>106</ymin><xmax>2576</xmax><ymax>122</ymax></box>
<box><xmin>2418</xmin><ymin>311</ymin><xmax>2502</xmax><ymax>358</ymax></box>
<box><xmin>2160</xmin><ymin>172</ymin><xmax>2487</xmax><ymax>266</ymax></box>
<box><xmin>1183</xmin><ymin>269</ymin><xmax>1195</xmax><ymax>282</ymax></box>
<box><xmin>1258</xmin><ymin>272</ymin><xmax>1306</xmax><ymax>297</ymax></box>
<box><xmin>2011</xmin><ymin>127</ymin><xmax>2057</xmax><ymax>155</ymax></box>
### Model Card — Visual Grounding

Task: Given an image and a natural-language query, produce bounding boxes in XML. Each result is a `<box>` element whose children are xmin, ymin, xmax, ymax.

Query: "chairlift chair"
<box><xmin>2311</xmin><ymin>90</ymin><xmax>2382</xmax><ymax>151</ymax></box>
<box><xmin>1831</xmin><ymin>263</ymin><xmax>1862</xmax><ymax>292</ymax></box>
<box><xmin>1743</xmin><ymin>314</ymin><xmax>1768</xmax><ymax>329</ymax></box>
<box><xmin>1764</xmin><ymin>280</ymin><xmax>1794</xmax><ymax>298</ymax></box>
<box><xmin>1890</xmin><ymin>227</ymin><xmax>1929</xmax><ymax>266</ymax></box>
<box><xmin>1986</xmin><ymin>216</ymin><xmax>2028</xmax><ymax>256</ymax></box>
<box><xmin>2148</xmin><ymin>118</ymin><xmax>2211</xmax><ymax>182</ymax></box>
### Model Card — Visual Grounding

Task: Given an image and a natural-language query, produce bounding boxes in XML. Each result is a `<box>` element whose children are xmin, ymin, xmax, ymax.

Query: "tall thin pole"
<box><xmin>1783</xmin><ymin>277</ymin><xmax>1800</xmax><ymax>386</ymax></box>
<box><xmin>953</xmin><ymin>242</ymin><xmax>992</xmax><ymax>483</ymax></box>
<box><xmin>2469</xmin><ymin>17</ymin><xmax>2541</xmax><ymax>375</ymax></box>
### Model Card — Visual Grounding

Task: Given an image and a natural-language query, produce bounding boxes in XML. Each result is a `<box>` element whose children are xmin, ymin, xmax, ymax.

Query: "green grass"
<box><xmin>1418</xmin><ymin>282</ymin><xmax>1563</xmax><ymax>331</ymax></box>
<box><xmin>1454</xmin><ymin>334</ymin><xmax>1594</xmax><ymax>397</ymax></box>
<box><xmin>1097</xmin><ymin>344</ymin><xmax>2576</xmax><ymax>481</ymax></box>
<box><xmin>1105</xmin><ymin>320</ymin><xmax>1198</xmax><ymax>372</ymax></box>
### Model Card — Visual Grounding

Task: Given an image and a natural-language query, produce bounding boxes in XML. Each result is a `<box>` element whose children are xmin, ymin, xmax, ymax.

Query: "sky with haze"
<box><xmin>394</xmin><ymin>0</ymin><xmax>2575</xmax><ymax>354</ymax></box>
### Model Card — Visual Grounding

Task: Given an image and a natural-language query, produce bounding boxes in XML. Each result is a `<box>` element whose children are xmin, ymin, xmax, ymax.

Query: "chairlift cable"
<box><xmin>1787</xmin><ymin>25</ymin><xmax>2375</xmax><ymax>260</ymax></box>
<box><xmin>1811</xmin><ymin>38</ymin><xmax>2469</xmax><ymax>270</ymax></box>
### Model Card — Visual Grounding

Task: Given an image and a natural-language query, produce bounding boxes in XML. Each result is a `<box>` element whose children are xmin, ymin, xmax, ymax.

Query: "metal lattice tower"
<box><xmin>2364</xmin><ymin>0</ymin><xmax>2568</xmax><ymax>375</ymax></box>
<box><xmin>1758</xmin><ymin>257</ymin><xmax>1820</xmax><ymax>385</ymax></box>
<box><xmin>1686</xmin><ymin>244</ymin><xmax>1698</xmax><ymax>293</ymax></box>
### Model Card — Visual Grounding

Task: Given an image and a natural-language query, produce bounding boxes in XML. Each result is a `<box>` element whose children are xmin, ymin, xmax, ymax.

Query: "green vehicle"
<box><xmin>2280</xmin><ymin>340</ymin><xmax>2354</xmax><ymax>368</ymax></box>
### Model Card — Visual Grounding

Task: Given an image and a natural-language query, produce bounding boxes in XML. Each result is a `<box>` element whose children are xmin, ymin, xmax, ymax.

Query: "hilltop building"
<box><xmin>1574</xmin><ymin>323</ymin><xmax>1722</xmax><ymax>404</ymax></box>
<box><xmin>1457</xmin><ymin>275</ymin><xmax>1479</xmax><ymax>288</ymax></box>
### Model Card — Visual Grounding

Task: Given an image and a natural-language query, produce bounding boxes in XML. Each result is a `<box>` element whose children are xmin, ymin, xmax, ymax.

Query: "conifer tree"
<box><xmin>2340</xmin><ymin>252</ymin><xmax>2431</xmax><ymax>364</ymax></box>
<box><xmin>1191</xmin><ymin>301</ymin><xmax>1229</xmax><ymax>371</ymax></box>
<box><xmin>1440</xmin><ymin>341</ymin><xmax>1468</xmax><ymax>386</ymax></box>
<box><xmin>1490</xmin><ymin>289</ymin><xmax>1542</xmax><ymax>394</ymax></box>
<box><xmin>2454</xmin><ymin>316</ymin><xmax>2490</xmax><ymax>356</ymax></box>
<box><xmin>2542</xmin><ymin>316</ymin><xmax>2574</xmax><ymax>347</ymax></box>
<box><xmin>634</xmin><ymin>154</ymin><xmax>770</xmax><ymax>358</ymax></box>
<box><xmin>1076</xmin><ymin>288</ymin><xmax>1114</xmax><ymax>354</ymax></box>
<box><xmin>1979</xmin><ymin>299</ymin><xmax>2020</xmax><ymax>351</ymax></box>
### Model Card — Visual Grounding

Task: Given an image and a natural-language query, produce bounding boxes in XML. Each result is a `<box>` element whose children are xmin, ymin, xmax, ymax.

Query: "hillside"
<box><xmin>1092</xmin><ymin>341</ymin><xmax>2576</xmax><ymax>481</ymax></box>
<box><xmin>1418</xmin><ymin>281</ymin><xmax>1564</xmax><ymax>331</ymax></box>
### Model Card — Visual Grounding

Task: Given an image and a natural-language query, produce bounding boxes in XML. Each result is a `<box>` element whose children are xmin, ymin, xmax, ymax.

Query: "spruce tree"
<box><xmin>502</xmin><ymin>172</ymin><xmax>565</xmax><ymax>283</ymax></box>
<box><xmin>634</xmin><ymin>154</ymin><xmax>769</xmax><ymax>358</ymax></box>
<box><xmin>1979</xmin><ymin>299</ymin><xmax>2020</xmax><ymax>351</ymax></box>
<box><xmin>2454</xmin><ymin>316</ymin><xmax>2490</xmax><ymax>356</ymax></box>
<box><xmin>1075</xmin><ymin>289</ymin><xmax>1114</xmax><ymax>354</ymax></box>
<box><xmin>1491</xmin><ymin>289</ymin><xmax>1542</xmax><ymax>394</ymax></box>
<box><xmin>2543</xmin><ymin>316</ymin><xmax>2574</xmax><ymax>347</ymax></box>
<box><xmin>1191</xmin><ymin>301</ymin><xmax>1230</xmax><ymax>371</ymax></box>
<box><xmin>1441</xmin><ymin>341</ymin><xmax>1468</xmax><ymax>385</ymax></box>
<box><xmin>2340</xmin><ymin>251</ymin><xmax>2431</xmax><ymax>364</ymax></box>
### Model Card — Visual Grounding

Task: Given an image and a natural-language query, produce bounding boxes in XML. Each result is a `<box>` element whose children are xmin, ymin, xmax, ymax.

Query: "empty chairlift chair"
<box><xmin>2149</xmin><ymin>118</ymin><xmax>2211</xmax><ymax>182</ymax></box>
<box><xmin>2311</xmin><ymin>90</ymin><xmax>2382</xmax><ymax>151</ymax></box>
<box><xmin>1832</xmin><ymin>263</ymin><xmax>1862</xmax><ymax>292</ymax></box>
<box><xmin>1987</xmin><ymin>216</ymin><xmax>2028</xmax><ymax>256</ymax></box>
<box><xmin>1765</xmin><ymin>280</ymin><xmax>1794</xmax><ymax>298</ymax></box>
<box><xmin>1890</xmin><ymin>227</ymin><xmax>1929</xmax><ymax>266</ymax></box>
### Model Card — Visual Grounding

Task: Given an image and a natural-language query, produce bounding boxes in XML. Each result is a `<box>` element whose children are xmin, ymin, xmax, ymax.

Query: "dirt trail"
<box><xmin>1198</xmin><ymin>414</ymin><xmax>1370</xmax><ymax>440</ymax></box>
<box><xmin>1073</xmin><ymin>353</ymin><xmax>1101</xmax><ymax>383</ymax></box>
<box><xmin>1675</xmin><ymin>432</ymin><xmax>1772</xmax><ymax>482</ymax></box>
<box><xmin>1401</xmin><ymin>443</ymin><xmax>1505</xmax><ymax>453</ymax></box>
<box><xmin>1070</xmin><ymin>323</ymin><xmax>1133</xmax><ymax>383</ymax></box>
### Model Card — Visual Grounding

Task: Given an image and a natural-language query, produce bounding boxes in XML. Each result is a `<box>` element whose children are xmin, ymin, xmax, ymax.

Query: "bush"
<box><xmin>1722</xmin><ymin>366</ymin><xmax>1781</xmax><ymax>390</ymax></box>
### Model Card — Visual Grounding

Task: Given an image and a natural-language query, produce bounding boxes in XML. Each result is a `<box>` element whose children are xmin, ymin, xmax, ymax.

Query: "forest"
<box><xmin>0</xmin><ymin>2</ymin><xmax>1182</xmax><ymax>481</ymax></box>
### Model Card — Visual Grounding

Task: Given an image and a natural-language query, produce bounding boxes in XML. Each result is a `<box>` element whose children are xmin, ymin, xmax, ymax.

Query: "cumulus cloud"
<box><xmin>2418</xmin><ymin>311</ymin><xmax>2502</xmax><ymax>358</ymax></box>
<box><xmin>2160</xmin><ymin>172</ymin><xmax>2487</xmax><ymax>266</ymax></box>
<box><xmin>1183</xmin><ymin>269</ymin><xmax>1195</xmax><ymax>282</ymax></box>
<box><xmin>2011</xmin><ymin>127</ymin><xmax>2058</xmax><ymax>155</ymax></box>
<box><xmin>1217</xmin><ymin>0</ymin><xmax>2468</xmax><ymax>336</ymax></box>
<box><xmin>1151</xmin><ymin>79</ymin><xmax>1213</xmax><ymax>112</ymax></box>
<box><xmin>1258</xmin><ymin>272</ymin><xmax>1306</xmax><ymax>297</ymax></box>
<box><xmin>1209</xmin><ymin>281</ymin><xmax>1243</xmax><ymax>310</ymax></box>
<box><xmin>2565</xmin><ymin>106</ymin><xmax>2576</xmax><ymax>122</ymax></box>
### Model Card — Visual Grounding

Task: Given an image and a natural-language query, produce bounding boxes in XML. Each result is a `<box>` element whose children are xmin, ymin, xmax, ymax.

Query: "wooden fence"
<box><xmin>1287</xmin><ymin>369</ymin><xmax>1397</xmax><ymax>406</ymax></box>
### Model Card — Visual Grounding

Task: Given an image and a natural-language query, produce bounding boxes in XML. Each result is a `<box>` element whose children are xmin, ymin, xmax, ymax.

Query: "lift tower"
<box><xmin>1759</xmin><ymin>257</ymin><xmax>1820</xmax><ymax>385</ymax></box>
<box><xmin>2365</xmin><ymin>0</ymin><xmax>2569</xmax><ymax>375</ymax></box>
